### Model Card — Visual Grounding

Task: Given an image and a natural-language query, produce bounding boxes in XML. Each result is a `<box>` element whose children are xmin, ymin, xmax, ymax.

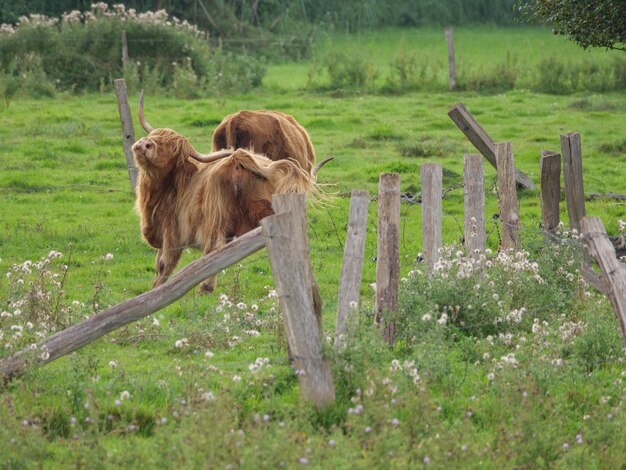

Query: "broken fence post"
<box><xmin>448</xmin><ymin>103</ymin><xmax>535</xmax><ymax>190</ymax></box>
<box><xmin>581</xmin><ymin>217</ymin><xmax>626</xmax><ymax>343</ymax></box>
<box><xmin>540</xmin><ymin>150</ymin><xmax>561</xmax><ymax>234</ymax></box>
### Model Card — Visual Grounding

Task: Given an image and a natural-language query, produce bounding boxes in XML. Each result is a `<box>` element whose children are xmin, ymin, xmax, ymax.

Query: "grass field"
<box><xmin>0</xmin><ymin>27</ymin><xmax>625</xmax><ymax>468</ymax></box>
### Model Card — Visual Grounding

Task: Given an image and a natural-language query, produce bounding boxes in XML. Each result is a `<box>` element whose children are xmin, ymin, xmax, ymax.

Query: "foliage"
<box><xmin>0</xmin><ymin>4</ymin><xmax>265</xmax><ymax>94</ymax></box>
<box><xmin>518</xmin><ymin>0</ymin><xmax>626</xmax><ymax>51</ymax></box>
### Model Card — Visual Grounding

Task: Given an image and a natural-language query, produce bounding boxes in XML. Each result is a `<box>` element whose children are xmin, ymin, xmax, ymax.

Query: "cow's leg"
<box><xmin>199</xmin><ymin>234</ymin><xmax>227</xmax><ymax>294</ymax></box>
<box><xmin>153</xmin><ymin>245</ymin><xmax>183</xmax><ymax>288</ymax></box>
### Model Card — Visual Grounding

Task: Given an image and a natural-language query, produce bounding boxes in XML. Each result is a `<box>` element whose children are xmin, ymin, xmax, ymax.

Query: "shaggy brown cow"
<box><xmin>212</xmin><ymin>109</ymin><xmax>316</xmax><ymax>173</ymax></box>
<box><xmin>133</xmin><ymin>93</ymin><xmax>329</xmax><ymax>292</ymax></box>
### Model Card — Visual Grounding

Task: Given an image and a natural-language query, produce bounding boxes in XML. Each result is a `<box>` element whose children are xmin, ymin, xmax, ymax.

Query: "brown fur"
<box><xmin>133</xmin><ymin>128</ymin><xmax>316</xmax><ymax>293</ymax></box>
<box><xmin>212</xmin><ymin>110</ymin><xmax>316</xmax><ymax>172</ymax></box>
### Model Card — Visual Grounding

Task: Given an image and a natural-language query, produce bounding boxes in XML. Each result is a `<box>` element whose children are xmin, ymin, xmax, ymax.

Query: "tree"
<box><xmin>518</xmin><ymin>0</ymin><xmax>626</xmax><ymax>51</ymax></box>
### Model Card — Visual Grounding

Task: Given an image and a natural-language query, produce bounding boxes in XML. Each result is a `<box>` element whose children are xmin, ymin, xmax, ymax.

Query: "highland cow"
<box><xmin>133</xmin><ymin>92</ymin><xmax>329</xmax><ymax>292</ymax></box>
<box><xmin>212</xmin><ymin>109</ymin><xmax>316</xmax><ymax>173</ymax></box>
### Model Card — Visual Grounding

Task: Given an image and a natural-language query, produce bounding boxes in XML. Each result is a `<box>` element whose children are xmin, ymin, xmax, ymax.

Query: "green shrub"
<box><xmin>0</xmin><ymin>5</ymin><xmax>265</xmax><ymax>95</ymax></box>
<box><xmin>325</xmin><ymin>51</ymin><xmax>378</xmax><ymax>90</ymax></box>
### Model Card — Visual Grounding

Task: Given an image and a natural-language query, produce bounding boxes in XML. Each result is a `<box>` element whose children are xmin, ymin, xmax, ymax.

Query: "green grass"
<box><xmin>0</xmin><ymin>27</ymin><xmax>625</xmax><ymax>467</ymax></box>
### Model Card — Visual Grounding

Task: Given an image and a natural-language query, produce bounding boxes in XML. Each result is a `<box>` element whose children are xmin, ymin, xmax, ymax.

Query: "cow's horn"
<box><xmin>312</xmin><ymin>156</ymin><xmax>333</xmax><ymax>176</ymax></box>
<box><xmin>189</xmin><ymin>148</ymin><xmax>234</xmax><ymax>163</ymax></box>
<box><xmin>138</xmin><ymin>89</ymin><xmax>154</xmax><ymax>133</ymax></box>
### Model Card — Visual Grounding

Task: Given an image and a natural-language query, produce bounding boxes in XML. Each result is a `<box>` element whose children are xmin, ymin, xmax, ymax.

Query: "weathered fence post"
<box><xmin>495</xmin><ymin>142</ymin><xmax>520</xmax><ymax>250</ymax></box>
<box><xmin>463</xmin><ymin>154</ymin><xmax>485</xmax><ymax>257</ymax></box>
<box><xmin>445</xmin><ymin>27</ymin><xmax>456</xmax><ymax>91</ymax></box>
<box><xmin>422</xmin><ymin>163</ymin><xmax>443</xmax><ymax>269</ymax></box>
<box><xmin>114</xmin><ymin>78</ymin><xmax>138</xmax><ymax>194</ymax></box>
<box><xmin>581</xmin><ymin>217</ymin><xmax>626</xmax><ymax>343</ymax></box>
<box><xmin>560</xmin><ymin>132</ymin><xmax>585</xmax><ymax>232</ymax></box>
<box><xmin>261</xmin><ymin>194</ymin><xmax>335</xmax><ymax>408</ymax></box>
<box><xmin>335</xmin><ymin>189</ymin><xmax>370</xmax><ymax>350</ymax></box>
<box><xmin>448</xmin><ymin>103</ymin><xmax>535</xmax><ymax>190</ymax></box>
<box><xmin>0</xmin><ymin>228</ymin><xmax>266</xmax><ymax>383</ymax></box>
<box><xmin>271</xmin><ymin>194</ymin><xmax>322</xmax><ymax>322</ymax></box>
<box><xmin>540</xmin><ymin>150</ymin><xmax>561</xmax><ymax>233</ymax></box>
<box><xmin>121</xmin><ymin>30</ymin><xmax>129</xmax><ymax>68</ymax></box>
<box><xmin>375</xmin><ymin>173</ymin><xmax>400</xmax><ymax>345</ymax></box>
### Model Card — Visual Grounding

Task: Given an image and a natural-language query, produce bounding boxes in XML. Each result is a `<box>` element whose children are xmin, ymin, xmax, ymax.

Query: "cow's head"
<box><xmin>134</xmin><ymin>90</ymin><xmax>233</xmax><ymax>174</ymax></box>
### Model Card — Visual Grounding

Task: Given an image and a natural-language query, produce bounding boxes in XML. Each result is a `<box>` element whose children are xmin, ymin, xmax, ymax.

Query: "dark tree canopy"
<box><xmin>519</xmin><ymin>0</ymin><xmax>626</xmax><ymax>51</ymax></box>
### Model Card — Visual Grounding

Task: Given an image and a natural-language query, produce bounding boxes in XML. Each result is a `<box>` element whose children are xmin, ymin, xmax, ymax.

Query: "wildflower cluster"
<box><xmin>400</xmin><ymin>238</ymin><xmax>584</xmax><ymax>339</ymax></box>
<box><xmin>1</xmin><ymin>251</ymin><xmax>88</xmax><ymax>357</ymax></box>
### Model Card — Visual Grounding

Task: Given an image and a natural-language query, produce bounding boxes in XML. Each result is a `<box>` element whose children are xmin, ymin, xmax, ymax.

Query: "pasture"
<box><xmin>1</xmin><ymin>27</ymin><xmax>625</xmax><ymax>467</ymax></box>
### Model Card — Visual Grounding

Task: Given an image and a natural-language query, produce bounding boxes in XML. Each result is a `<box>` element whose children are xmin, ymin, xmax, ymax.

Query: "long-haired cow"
<box><xmin>133</xmin><ymin>92</ymin><xmax>329</xmax><ymax>293</ymax></box>
<box><xmin>212</xmin><ymin>109</ymin><xmax>316</xmax><ymax>173</ymax></box>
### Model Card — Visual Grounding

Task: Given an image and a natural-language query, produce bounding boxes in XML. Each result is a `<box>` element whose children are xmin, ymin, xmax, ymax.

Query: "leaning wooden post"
<box><xmin>114</xmin><ymin>78</ymin><xmax>138</xmax><ymax>194</ymax></box>
<box><xmin>463</xmin><ymin>154</ymin><xmax>485</xmax><ymax>257</ymax></box>
<box><xmin>261</xmin><ymin>194</ymin><xmax>335</xmax><ymax>408</ymax></box>
<box><xmin>375</xmin><ymin>173</ymin><xmax>400</xmax><ymax>345</ymax></box>
<box><xmin>495</xmin><ymin>142</ymin><xmax>520</xmax><ymax>250</ymax></box>
<box><xmin>448</xmin><ymin>103</ymin><xmax>535</xmax><ymax>190</ymax></box>
<box><xmin>335</xmin><ymin>190</ymin><xmax>370</xmax><ymax>350</ymax></box>
<box><xmin>422</xmin><ymin>163</ymin><xmax>443</xmax><ymax>270</ymax></box>
<box><xmin>581</xmin><ymin>217</ymin><xmax>626</xmax><ymax>343</ymax></box>
<box><xmin>560</xmin><ymin>132</ymin><xmax>585</xmax><ymax>233</ymax></box>
<box><xmin>0</xmin><ymin>228</ymin><xmax>266</xmax><ymax>383</ymax></box>
<box><xmin>540</xmin><ymin>150</ymin><xmax>561</xmax><ymax>233</ymax></box>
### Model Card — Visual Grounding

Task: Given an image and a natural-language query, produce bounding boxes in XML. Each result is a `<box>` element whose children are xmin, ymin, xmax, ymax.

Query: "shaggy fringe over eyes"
<box><xmin>149</xmin><ymin>128</ymin><xmax>198</xmax><ymax>166</ymax></box>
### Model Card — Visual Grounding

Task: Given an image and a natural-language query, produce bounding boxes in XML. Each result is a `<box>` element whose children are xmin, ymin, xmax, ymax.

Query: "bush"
<box><xmin>397</xmin><ymin>238</ymin><xmax>583</xmax><ymax>340</ymax></box>
<box><xmin>0</xmin><ymin>5</ymin><xmax>265</xmax><ymax>96</ymax></box>
<box><xmin>329</xmin><ymin>52</ymin><xmax>378</xmax><ymax>89</ymax></box>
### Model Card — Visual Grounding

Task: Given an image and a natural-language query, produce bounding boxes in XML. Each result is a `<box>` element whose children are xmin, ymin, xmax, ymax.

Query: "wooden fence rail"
<box><xmin>0</xmin><ymin>228</ymin><xmax>265</xmax><ymax>383</ymax></box>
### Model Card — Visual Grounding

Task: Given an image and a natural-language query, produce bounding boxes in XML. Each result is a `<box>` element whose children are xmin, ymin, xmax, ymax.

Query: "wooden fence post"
<box><xmin>540</xmin><ymin>150</ymin><xmax>561</xmax><ymax>233</ymax></box>
<box><xmin>121</xmin><ymin>30</ymin><xmax>129</xmax><ymax>68</ymax></box>
<box><xmin>271</xmin><ymin>194</ymin><xmax>322</xmax><ymax>322</ymax></box>
<box><xmin>495</xmin><ymin>142</ymin><xmax>521</xmax><ymax>250</ymax></box>
<box><xmin>114</xmin><ymin>78</ymin><xmax>138</xmax><ymax>194</ymax></box>
<box><xmin>261</xmin><ymin>194</ymin><xmax>335</xmax><ymax>408</ymax></box>
<box><xmin>445</xmin><ymin>27</ymin><xmax>457</xmax><ymax>91</ymax></box>
<box><xmin>581</xmin><ymin>217</ymin><xmax>626</xmax><ymax>343</ymax></box>
<box><xmin>560</xmin><ymin>132</ymin><xmax>585</xmax><ymax>232</ymax></box>
<box><xmin>0</xmin><ymin>228</ymin><xmax>266</xmax><ymax>383</ymax></box>
<box><xmin>335</xmin><ymin>189</ymin><xmax>370</xmax><ymax>350</ymax></box>
<box><xmin>422</xmin><ymin>163</ymin><xmax>443</xmax><ymax>269</ymax></box>
<box><xmin>463</xmin><ymin>154</ymin><xmax>485</xmax><ymax>257</ymax></box>
<box><xmin>448</xmin><ymin>103</ymin><xmax>535</xmax><ymax>190</ymax></box>
<box><xmin>375</xmin><ymin>173</ymin><xmax>400</xmax><ymax>345</ymax></box>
